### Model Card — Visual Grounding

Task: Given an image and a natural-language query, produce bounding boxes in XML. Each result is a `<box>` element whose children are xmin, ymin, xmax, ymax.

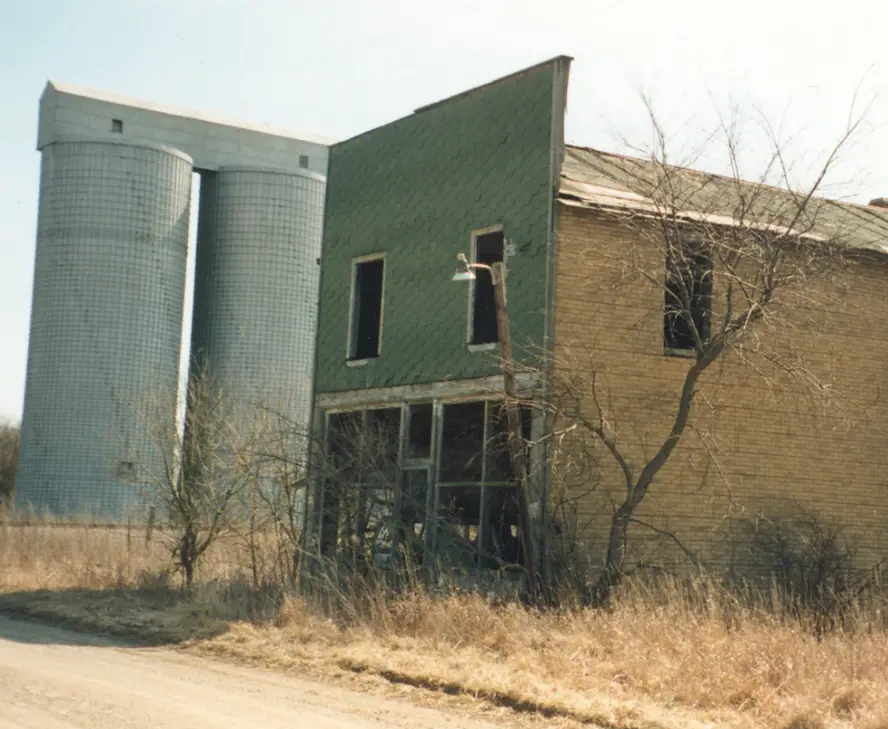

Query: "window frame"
<box><xmin>465</xmin><ymin>225</ymin><xmax>505</xmax><ymax>348</ymax></box>
<box><xmin>433</xmin><ymin>397</ymin><xmax>531</xmax><ymax>569</ymax></box>
<box><xmin>319</xmin><ymin>407</ymin><xmax>402</xmax><ymax>562</ymax></box>
<box><xmin>316</xmin><ymin>394</ymin><xmax>535</xmax><ymax>572</ymax></box>
<box><xmin>346</xmin><ymin>253</ymin><xmax>386</xmax><ymax>363</ymax></box>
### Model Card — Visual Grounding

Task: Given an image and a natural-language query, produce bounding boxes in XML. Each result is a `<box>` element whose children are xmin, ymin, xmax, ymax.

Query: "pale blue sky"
<box><xmin>1</xmin><ymin>0</ymin><xmax>886</xmax><ymax>420</ymax></box>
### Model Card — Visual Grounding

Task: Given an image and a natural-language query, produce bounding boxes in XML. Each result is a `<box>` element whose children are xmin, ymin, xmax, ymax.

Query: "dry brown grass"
<box><xmin>1</xmin><ymin>520</ymin><xmax>168</xmax><ymax>592</ymax></box>
<box><xmin>2</xmin><ymin>519</ymin><xmax>888</xmax><ymax>729</ymax></box>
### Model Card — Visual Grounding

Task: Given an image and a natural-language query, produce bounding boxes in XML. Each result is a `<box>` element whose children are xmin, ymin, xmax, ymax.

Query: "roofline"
<box><xmin>557</xmin><ymin>194</ymin><xmax>828</xmax><ymax>242</ymax></box>
<box><xmin>558</xmin><ymin>197</ymin><xmax>888</xmax><ymax>256</ymax></box>
<box><xmin>564</xmin><ymin>143</ymin><xmax>888</xmax><ymax>218</ymax></box>
<box><xmin>333</xmin><ymin>55</ymin><xmax>573</xmax><ymax>149</ymax></box>
<box><xmin>42</xmin><ymin>80</ymin><xmax>337</xmax><ymax>147</ymax></box>
<box><xmin>413</xmin><ymin>55</ymin><xmax>573</xmax><ymax>114</ymax></box>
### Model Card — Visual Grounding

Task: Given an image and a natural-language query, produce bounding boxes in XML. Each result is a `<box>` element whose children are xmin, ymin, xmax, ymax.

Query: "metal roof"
<box><xmin>560</xmin><ymin>145</ymin><xmax>888</xmax><ymax>255</ymax></box>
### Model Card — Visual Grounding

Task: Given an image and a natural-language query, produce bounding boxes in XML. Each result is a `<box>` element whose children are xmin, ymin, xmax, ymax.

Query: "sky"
<box><xmin>0</xmin><ymin>0</ymin><xmax>886</xmax><ymax>421</ymax></box>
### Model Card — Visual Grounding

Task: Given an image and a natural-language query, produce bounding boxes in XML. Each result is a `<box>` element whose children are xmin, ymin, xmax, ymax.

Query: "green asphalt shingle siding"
<box><xmin>315</xmin><ymin>60</ymin><xmax>564</xmax><ymax>393</ymax></box>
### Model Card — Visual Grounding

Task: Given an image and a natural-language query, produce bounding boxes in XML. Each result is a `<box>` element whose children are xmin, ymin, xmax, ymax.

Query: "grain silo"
<box><xmin>16</xmin><ymin>138</ymin><xmax>193</xmax><ymax>517</ymax></box>
<box><xmin>189</xmin><ymin>167</ymin><xmax>325</xmax><ymax>441</ymax></box>
<box><xmin>17</xmin><ymin>81</ymin><xmax>331</xmax><ymax>518</ymax></box>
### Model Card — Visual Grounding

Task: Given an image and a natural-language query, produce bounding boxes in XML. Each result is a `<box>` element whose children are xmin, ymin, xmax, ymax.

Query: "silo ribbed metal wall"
<box><xmin>190</xmin><ymin>168</ymin><xmax>324</xmax><ymax>434</ymax></box>
<box><xmin>16</xmin><ymin>140</ymin><xmax>193</xmax><ymax>518</ymax></box>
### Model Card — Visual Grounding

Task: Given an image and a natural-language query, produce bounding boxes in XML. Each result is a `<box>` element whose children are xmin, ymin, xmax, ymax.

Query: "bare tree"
<box><xmin>237</xmin><ymin>405</ymin><xmax>312</xmax><ymax>585</ymax></box>
<box><xmin>0</xmin><ymin>421</ymin><xmax>19</xmax><ymax>508</ymax></box>
<box><xmin>314</xmin><ymin>409</ymin><xmax>402</xmax><ymax>570</ymax></box>
<box><xmin>144</xmin><ymin>368</ymin><xmax>250</xmax><ymax>587</ymax></box>
<box><xmin>544</xmin><ymin>99</ymin><xmax>878</xmax><ymax>603</ymax></box>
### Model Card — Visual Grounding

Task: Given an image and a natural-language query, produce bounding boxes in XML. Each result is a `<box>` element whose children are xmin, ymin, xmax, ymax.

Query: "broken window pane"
<box><xmin>350</xmin><ymin>258</ymin><xmax>384</xmax><ymax>360</ymax></box>
<box><xmin>358</xmin><ymin>487</ymin><xmax>394</xmax><ymax>561</ymax></box>
<box><xmin>322</xmin><ymin>408</ymin><xmax>401</xmax><ymax>561</ymax></box>
<box><xmin>365</xmin><ymin>408</ymin><xmax>400</xmax><ymax>480</ymax></box>
<box><xmin>471</xmin><ymin>231</ymin><xmax>504</xmax><ymax>344</ymax></box>
<box><xmin>356</xmin><ymin>409</ymin><xmax>399</xmax><ymax>558</ymax></box>
<box><xmin>320</xmin><ymin>411</ymin><xmax>363</xmax><ymax>555</ymax></box>
<box><xmin>327</xmin><ymin>411</ymin><xmax>362</xmax><ymax>467</ymax></box>
<box><xmin>486</xmin><ymin>402</ymin><xmax>533</xmax><ymax>482</ymax></box>
<box><xmin>407</xmin><ymin>403</ymin><xmax>433</xmax><ymax>459</ymax></box>
<box><xmin>481</xmin><ymin>486</ymin><xmax>523</xmax><ymax>567</ymax></box>
<box><xmin>400</xmin><ymin>469</ymin><xmax>429</xmax><ymax>535</ymax></box>
<box><xmin>440</xmin><ymin>402</ymin><xmax>485</xmax><ymax>482</ymax></box>
<box><xmin>438</xmin><ymin>484</ymin><xmax>481</xmax><ymax>524</ymax></box>
<box><xmin>397</xmin><ymin>469</ymin><xmax>429</xmax><ymax>564</ymax></box>
<box><xmin>437</xmin><ymin>485</ymin><xmax>481</xmax><ymax>568</ymax></box>
<box><xmin>664</xmin><ymin>241</ymin><xmax>712</xmax><ymax>351</ymax></box>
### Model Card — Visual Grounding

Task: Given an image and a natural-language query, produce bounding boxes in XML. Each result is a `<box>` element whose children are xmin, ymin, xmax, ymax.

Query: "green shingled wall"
<box><xmin>315</xmin><ymin>60</ymin><xmax>564</xmax><ymax>393</ymax></box>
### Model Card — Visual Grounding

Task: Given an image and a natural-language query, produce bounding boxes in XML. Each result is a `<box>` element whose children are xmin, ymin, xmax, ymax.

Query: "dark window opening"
<box><xmin>437</xmin><ymin>399</ymin><xmax>530</xmax><ymax>570</ymax></box>
<box><xmin>327</xmin><ymin>411</ymin><xmax>363</xmax><ymax>469</ymax></box>
<box><xmin>356</xmin><ymin>409</ymin><xmax>399</xmax><ymax>555</ymax></box>
<box><xmin>116</xmin><ymin>460</ymin><xmax>135</xmax><ymax>479</ymax></box>
<box><xmin>350</xmin><ymin>258</ymin><xmax>384</xmax><ymax>360</ymax></box>
<box><xmin>299</xmin><ymin>154</ymin><xmax>309</xmax><ymax>168</ymax></box>
<box><xmin>320</xmin><ymin>411</ymin><xmax>362</xmax><ymax>555</ymax></box>
<box><xmin>364</xmin><ymin>408</ymin><xmax>400</xmax><ymax>480</ymax></box>
<box><xmin>664</xmin><ymin>241</ymin><xmax>712</xmax><ymax>352</ymax></box>
<box><xmin>396</xmin><ymin>469</ymin><xmax>430</xmax><ymax>565</ymax></box>
<box><xmin>400</xmin><ymin>470</ymin><xmax>429</xmax><ymax>541</ymax></box>
<box><xmin>407</xmin><ymin>403</ymin><xmax>433</xmax><ymax>459</ymax></box>
<box><xmin>321</xmin><ymin>409</ymin><xmax>400</xmax><ymax>560</ymax></box>
<box><xmin>440</xmin><ymin>402</ymin><xmax>485</xmax><ymax>482</ymax></box>
<box><xmin>471</xmin><ymin>231</ymin><xmax>504</xmax><ymax>344</ymax></box>
<box><xmin>437</xmin><ymin>484</ymin><xmax>482</xmax><ymax>567</ymax></box>
<box><xmin>481</xmin><ymin>487</ymin><xmax>523</xmax><ymax>567</ymax></box>
<box><xmin>111</xmin><ymin>118</ymin><xmax>123</xmax><ymax>133</ymax></box>
<box><xmin>486</xmin><ymin>403</ymin><xmax>533</xmax><ymax>482</ymax></box>
<box><xmin>439</xmin><ymin>485</ymin><xmax>481</xmax><ymax>524</ymax></box>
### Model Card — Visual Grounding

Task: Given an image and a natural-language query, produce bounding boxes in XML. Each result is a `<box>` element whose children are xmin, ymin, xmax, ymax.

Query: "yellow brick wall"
<box><xmin>550</xmin><ymin>203</ymin><xmax>888</xmax><ymax>574</ymax></box>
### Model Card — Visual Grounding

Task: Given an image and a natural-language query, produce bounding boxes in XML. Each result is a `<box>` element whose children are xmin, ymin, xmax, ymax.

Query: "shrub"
<box><xmin>0</xmin><ymin>421</ymin><xmax>19</xmax><ymax>507</ymax></box>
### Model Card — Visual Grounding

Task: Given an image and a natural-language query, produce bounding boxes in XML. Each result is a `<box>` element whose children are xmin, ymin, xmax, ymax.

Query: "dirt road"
<box><xmin>0</xmin><ymin>613</ymin><xmax>498</xmax><ymax>729</ymax></box>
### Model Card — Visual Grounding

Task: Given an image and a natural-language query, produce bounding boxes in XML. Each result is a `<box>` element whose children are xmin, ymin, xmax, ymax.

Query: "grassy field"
<box><xmin>2</xmin><ymin>518</ymin><xmax>887</xmax><ymax>729</ymax></box>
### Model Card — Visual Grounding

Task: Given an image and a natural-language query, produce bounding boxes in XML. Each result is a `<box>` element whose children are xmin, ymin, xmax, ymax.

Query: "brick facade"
<box><xmin>551</xmin><ymin>203</ymin><xmax>888</xmax><ymax>572</ymax></box>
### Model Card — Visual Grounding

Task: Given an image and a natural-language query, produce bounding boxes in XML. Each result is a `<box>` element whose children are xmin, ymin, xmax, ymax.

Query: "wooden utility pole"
<box><xmin>490</xmin><ymin>261</ymin><xmax>539</xmax><ymax>602</ymax></box>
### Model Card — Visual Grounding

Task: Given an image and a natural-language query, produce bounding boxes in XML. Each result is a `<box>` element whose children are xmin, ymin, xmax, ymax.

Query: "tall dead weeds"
<box><xmin>4</xmin><ymin>518</ymin><xmax>888</xmax><ymax>729</ymax></box>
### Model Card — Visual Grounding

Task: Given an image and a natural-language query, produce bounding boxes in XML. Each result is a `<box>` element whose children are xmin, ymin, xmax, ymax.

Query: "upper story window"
<box><xmin>110</xmin><ymin>118</ymin><xmax>123</xmax><ymax>133</ymax></box>
<box><xmin>664</xmin><ymin>240</ymin><xmax>712</xmax><ymax>353</ymax></box>
<box><xmin>348</xmin><ymin>255</ymin><xmax>385</xmax><ymax>360</ymax></box>
<box><xmin>469</xmin><ymin>228</ymin><xmax>504</xmax><ymax>345</ymax></box>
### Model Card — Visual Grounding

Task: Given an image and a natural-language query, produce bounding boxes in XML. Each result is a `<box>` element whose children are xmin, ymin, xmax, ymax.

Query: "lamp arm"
<box><xmin>454</xmin><ymin>254</ymin><xmax>504</xmax><ymax>284</ymax></box>
<box><xmin>467</xmin><ymin>262</ymin><xmax>499</xmax><ymax>284</ymax></box>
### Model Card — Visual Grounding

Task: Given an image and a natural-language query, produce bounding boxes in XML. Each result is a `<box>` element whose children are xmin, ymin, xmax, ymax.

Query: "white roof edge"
<box><xmin>558</xmin><ymin>193</ymin><xmax>828</xmax><ymax>242</ymax></box>
<box><xmin>44</xmin><ymin>80</ymin><xmax>337</xmax><ymax>147</ymax></box>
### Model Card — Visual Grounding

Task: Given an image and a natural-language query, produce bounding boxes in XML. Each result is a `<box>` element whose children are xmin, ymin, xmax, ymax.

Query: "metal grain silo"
<box><xmin>16</xmin><ymin>138</ymin><xmax>193</xmax><ymax>518</ymax></box>
<box><xmin>189</xmin><ymin>167</ymin><xmax>325</xmax><ymax>441</ymax></box>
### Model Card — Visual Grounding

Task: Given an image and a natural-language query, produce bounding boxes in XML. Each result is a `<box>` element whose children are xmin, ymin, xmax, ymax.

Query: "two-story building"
<box><xmin>303</xmin><ymin>56</ymin><xmax>888</xmax><ymax>584</ymax></box>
